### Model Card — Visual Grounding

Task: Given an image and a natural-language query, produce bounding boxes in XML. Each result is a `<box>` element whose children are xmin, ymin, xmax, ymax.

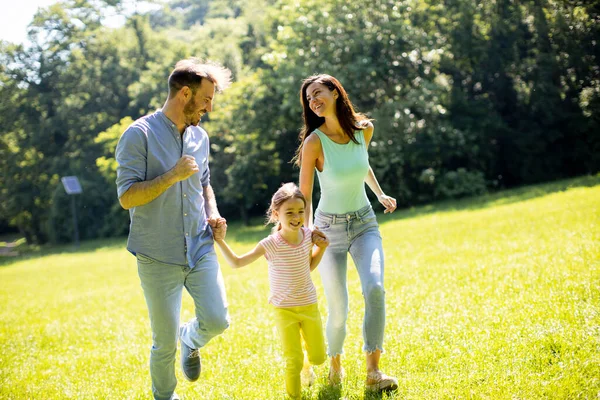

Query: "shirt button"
<box><xmin>185</xmin><ymin>232</ymin><xmax>189</xmax><ymax>236</ymax></box>
<box><xmin>183</xmin><ymin>194</ymin><xmax>187</xmax><ymax>197</ymax></box>
<box><xmin>184</xmin><ymin>213</ymin><xmax>188</xmax><ymax>216</ymax></box>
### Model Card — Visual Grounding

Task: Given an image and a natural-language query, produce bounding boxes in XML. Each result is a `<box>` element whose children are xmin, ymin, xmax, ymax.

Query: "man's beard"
<box><xmin>183</xmin><ymin>98</ymin><xmax>204</xmax><ymax>127</ymax></box>
<box><xmin>185</xmin><ymin>115</ymin><xmax>201</xmax><ymax>127</ymax></box>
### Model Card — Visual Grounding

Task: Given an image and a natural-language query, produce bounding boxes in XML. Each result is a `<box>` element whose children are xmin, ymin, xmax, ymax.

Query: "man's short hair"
<box><xmin>168</xmin><ymin>58</ymin><xmax>232</xmax><ymax>98</ymax></box>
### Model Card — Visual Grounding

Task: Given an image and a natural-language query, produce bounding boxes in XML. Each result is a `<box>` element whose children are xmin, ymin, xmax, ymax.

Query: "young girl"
<box><xmin>211</xmin><ymin>182</ymin><xmax>329</xmax><ymax>399</ymax></box>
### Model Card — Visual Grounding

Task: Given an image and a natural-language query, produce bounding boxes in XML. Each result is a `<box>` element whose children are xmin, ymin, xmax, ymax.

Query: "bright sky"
<box><xmin>0</xmin><ymin>0</ymin><xmax>59</xmax><ymax>44</ymax></box>
<box><xmin>0</xmin><ymin>0</ymin><xmax>160</xmax><ymax>45</ymax></box>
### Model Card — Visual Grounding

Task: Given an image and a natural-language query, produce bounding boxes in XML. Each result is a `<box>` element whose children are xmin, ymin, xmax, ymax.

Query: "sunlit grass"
<box><xmin>1</xmin><ymin>176</ymin><xmax>599</xmax><ymax>399</ymax></box>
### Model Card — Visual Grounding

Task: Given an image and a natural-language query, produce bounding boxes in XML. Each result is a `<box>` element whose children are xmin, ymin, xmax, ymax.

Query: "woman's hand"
<box><xmin>311</xmin><ymin>227</ymin><xmax>329</xmax><ymax>248</ymax></box>
<box><xmin>377</xmin><ymin>194</ymin><xmax>397</xmax><ymax>214</ymax></box>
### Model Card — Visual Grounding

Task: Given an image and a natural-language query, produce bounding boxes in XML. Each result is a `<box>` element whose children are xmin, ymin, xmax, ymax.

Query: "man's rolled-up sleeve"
<box><xmin>115</xmin><ymin>127</ymin><xmax>147</xmax><ymax>199</ymax></box>
<box><xmin>200</xmin><ymin>137</ymin><xmax>210</xmax><ymax>187</ymax></box>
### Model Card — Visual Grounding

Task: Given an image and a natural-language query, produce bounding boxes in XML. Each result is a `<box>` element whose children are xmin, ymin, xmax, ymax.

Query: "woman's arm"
<box><xmin>214</xmin><ymin>240</ymin><xmax>266</xmax><ymax>268</ymax></box>
<box><xmin>362</xmin><ymin>122</ymin><xmax>397</xmax><ymax>214</ymax></box>
<box><xmin>299</xmin><ymin>134</ymin><xmax>322</xmax><ymax>229</ymax></box>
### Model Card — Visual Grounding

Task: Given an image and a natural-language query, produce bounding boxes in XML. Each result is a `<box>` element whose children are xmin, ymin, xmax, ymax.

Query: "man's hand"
<box><xmin>208</xmin><ymin>216</ymin><xmax>227</xmax><ymax>242</ymax></box>
<box><xmin>311</xmin><ymin>227</ymin><xmax>329</xmax><ymax>249</ymax></box>
<box><xmin>172</xmin><ymin>155</ymin><xmax>199</xmax><ymax>182</ymax></box>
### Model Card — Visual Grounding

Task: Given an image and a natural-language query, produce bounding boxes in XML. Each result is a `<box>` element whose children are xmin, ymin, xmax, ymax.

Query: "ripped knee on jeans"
<box><xmin>364</xmin><ymin>284</ymin><xmax>385</xmax><ymax>308</ymax></box>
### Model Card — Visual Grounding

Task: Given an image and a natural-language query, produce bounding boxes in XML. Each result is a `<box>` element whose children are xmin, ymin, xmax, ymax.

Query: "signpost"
<box><xmin>61</xmin><ymin>176</ymin><xmax>82</xmax><ymax>247</ymax></box>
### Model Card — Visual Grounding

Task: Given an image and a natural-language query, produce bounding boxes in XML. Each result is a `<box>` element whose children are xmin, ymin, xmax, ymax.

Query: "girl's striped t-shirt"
<box><xmin>259</xmin><ymin>227</ymin><xmax>318</xmax><ymax>307</ymax></box>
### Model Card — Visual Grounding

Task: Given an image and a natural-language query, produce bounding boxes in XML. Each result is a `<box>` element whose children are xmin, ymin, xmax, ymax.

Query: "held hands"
<box><xmin>172</xmin><ymin>155</ymin><xmax>199</xmax><ymax>182</ymax></box>
<box><xmin>311</xmin><ymin>227</ymin><xmax>329</xmax><ymax>249</ymax></box>
<box><xmin>207</xmin><ymin>216</ymin><xmax>227</xmax><ymax>242</ymax></box>
<box><xmin>378</xmin><ymin>193</ymin><xmax>397</xmax><ymax>214</ymax></box>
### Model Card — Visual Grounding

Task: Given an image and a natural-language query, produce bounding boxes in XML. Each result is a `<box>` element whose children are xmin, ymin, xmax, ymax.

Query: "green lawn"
<box><xmin>1</xmin><ymin>176</ymin><xmax>599</xmax><ymax>399</ymax></box>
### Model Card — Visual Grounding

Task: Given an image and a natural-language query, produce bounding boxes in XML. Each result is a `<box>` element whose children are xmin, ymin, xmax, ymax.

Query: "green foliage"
<box><xmin>1</xmin><ymin>0</ymin><xmax>599</xmax><ymax>241</ymax></box>
<box><xmin>433</xmin><ymin>168</ymin><xmax>487</xmax><ymax>199</ymax></box>
<box><xmin>205</xmin><ymin>73</ymin><xmax>281</xmax><ymax>223</ymax></box>
<box><xmin>48</xmin><ymin>178</ymin><xmax>128</xmax><ymax>244</ymax></box>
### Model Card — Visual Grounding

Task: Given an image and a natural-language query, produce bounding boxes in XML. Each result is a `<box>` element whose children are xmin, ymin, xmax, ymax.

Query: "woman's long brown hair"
<box><xmin>292</xmin><ymin>74</ymin><xmax>370</xmax><ymax>166</ymax></box>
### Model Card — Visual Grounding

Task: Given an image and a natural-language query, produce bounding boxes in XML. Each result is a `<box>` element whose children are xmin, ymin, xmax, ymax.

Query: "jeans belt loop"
<box><xmin>332</xmin><ymin>214</ymin><xmax>337</xmax><ymax>224</ymax></box>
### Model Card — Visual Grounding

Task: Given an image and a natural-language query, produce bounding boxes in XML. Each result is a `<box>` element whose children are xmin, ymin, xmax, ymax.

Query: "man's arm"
<box><xmin>119</xmin><ymin>155</ymin><xmax>199</xmax><ymax>210</ymax></box>
<box><xmin>203</xmin><ymin>184</ymin><xmax>220</xmax><ymax>219</ymax></box>
<box><xmin>119</xmin><ymin>172</ymin><xmax>176</xmax><ymax>210</ymax></box>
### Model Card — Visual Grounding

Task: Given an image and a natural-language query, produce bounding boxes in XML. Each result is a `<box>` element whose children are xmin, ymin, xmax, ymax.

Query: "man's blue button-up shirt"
<box><xmin>115</xmin><ymin>110</ymin><xmax>214</xmax><ymax>268</ymax></box>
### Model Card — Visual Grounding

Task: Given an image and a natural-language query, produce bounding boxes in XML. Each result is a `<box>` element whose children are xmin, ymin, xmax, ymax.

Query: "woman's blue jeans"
<box><xmin>137</xmin><ymin>250</ymin><xmax>229</xmax><ymax>400</ymax></box>
<box><xmin>314</xmin><ymin>204</ymin><xmax>386</xmax><ymax>357</ymax></box>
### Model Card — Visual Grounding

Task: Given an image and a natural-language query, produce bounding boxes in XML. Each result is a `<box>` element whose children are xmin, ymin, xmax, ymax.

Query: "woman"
<box><xmin>294</xmin><ymin>74</ymin><xmax>398</xmax><ymax>392</ymax></box>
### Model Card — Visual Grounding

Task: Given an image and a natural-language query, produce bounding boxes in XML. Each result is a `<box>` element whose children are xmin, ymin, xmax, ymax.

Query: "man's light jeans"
<box><xmin>137</xmin><ymin>250</ymin><xmax>229</xmax><ymax>400</ymax></box>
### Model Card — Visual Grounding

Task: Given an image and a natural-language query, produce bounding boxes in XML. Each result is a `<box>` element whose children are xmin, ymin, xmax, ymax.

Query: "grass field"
<box><xmin>1</xmin><ymin>176</ymin><xmax>599</xmax><ymax>399</ymax></box>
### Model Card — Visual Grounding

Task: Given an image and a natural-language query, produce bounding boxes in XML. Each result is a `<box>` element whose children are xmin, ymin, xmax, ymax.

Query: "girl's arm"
<box><xmin>299</xmin><ymin>134</ymin><xmax>321</xmax><ymax>229</ymax></box>
<box><xmin>362</xmin><ymin>122</ymin><xmax>397</xmax><ymax>214</ymax></box>
<box><xmin>309</xmin><ymin>230</ymin><xmax>329</xmax><ymax>271</ymax></box>
<box><xmin>310</xmin><ymin>245</ymin><xmax>327</xmax><ymax>271</ymax></box>
<box><xmin>214</xmin><ymin>239</ymin><xmax>265</xmax><ymax>268</ymax></box>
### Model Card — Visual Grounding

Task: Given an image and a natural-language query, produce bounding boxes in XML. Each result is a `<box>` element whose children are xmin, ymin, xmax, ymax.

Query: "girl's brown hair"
<box><xmin>292</xmin><ymin>74</ymin><xmax>370</xmax><ymax>166</ymax></box>
<box><xmin>266</xmin><ymin>182</ymin><xmax>306</xmax><ymax>231</ymax></box>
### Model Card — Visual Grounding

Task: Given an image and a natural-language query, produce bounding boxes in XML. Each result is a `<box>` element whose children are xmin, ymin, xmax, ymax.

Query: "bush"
<box><xmin>434</xmin><ymin>168</ymin><xmax>487</xmax><ymax>199</ymax></box>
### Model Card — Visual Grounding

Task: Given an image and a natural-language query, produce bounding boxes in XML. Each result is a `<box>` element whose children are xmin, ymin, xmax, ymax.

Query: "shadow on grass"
<box><xmin>363</xmin><ymin>388</ymin><xmax>401</xmax><ymax>399</ymax></box>
<box><xmin>2</xmin><ymin>174</ymin><xmax>598</xmax><ymax>268</ymax></box>
<box><xmin>316</xmin><ymin>384</ymin><xmax>342</xmax><ymax>400</ymax></box>
<box><xmin>374</xmin><ymin>173</ymin><xmax>600</xmax><ymax>226</ymax></box>
<box><xmin>228</xmin><ymin>175</ymin><xmax>600</xmax><ymax>244</ymax></box>
<box><xmin>0</xmin><ymin>236</ymin><xmax>126</xmax><ymax>268</ymax></box>
<box><xmin>313</xmin><ymin>384</ymin><xmax>399</xmax><ymax>399</ymax></box>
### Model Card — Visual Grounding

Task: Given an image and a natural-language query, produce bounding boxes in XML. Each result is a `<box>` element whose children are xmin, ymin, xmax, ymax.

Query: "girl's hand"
<box><xmin>378</xmin><ymin>194</ymin><xmax>397</xmax><ymax>214</ymax></box>
<box><xmin>311</xmin><ymin>227</ymin><xmax>329</xmax><ymax>248</ymax></box>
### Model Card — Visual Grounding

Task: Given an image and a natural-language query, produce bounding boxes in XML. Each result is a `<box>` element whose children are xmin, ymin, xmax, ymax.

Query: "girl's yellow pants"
<box><xmin>273</xmin><ymin>303</ymin><xmax>327</xmax><ymax>398</ymax></box>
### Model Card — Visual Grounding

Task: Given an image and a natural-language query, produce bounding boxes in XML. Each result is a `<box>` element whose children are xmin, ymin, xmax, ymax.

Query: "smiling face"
<box><xmin>305</xmin><ymin>82</ymin><xmax>338</xmax><ymax>118</ymax></box>
<box><xmin>274</xmin><ymin>197</ymin><xmax>306</xmax><ymax>233</ymax></box>
<box><xmin>183</xmin><ymin>78</ymin><xmax>215</xmax><ymax>126</ymax></box>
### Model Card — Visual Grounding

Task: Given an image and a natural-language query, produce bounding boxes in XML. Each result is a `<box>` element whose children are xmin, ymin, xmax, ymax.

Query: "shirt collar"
<box><xmin>156</xmin><ymin>109</ymin><xmax>183</xmax><ymax>139</ymax></box>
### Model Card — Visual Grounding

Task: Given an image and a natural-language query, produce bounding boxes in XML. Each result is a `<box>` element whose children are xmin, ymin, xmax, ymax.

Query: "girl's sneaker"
<box><xmin>328</xmin><ymin>367</ymin><xmax>345</xmax><ymax>386</ymax></box>
<box><xmin>301</xmin><ymin>365</ymin><xmax>316</xmax><ymax>386</ymax></box>
<box><xmin>366</xmin><ymin>370</ymin><xmax>398</xmax><ymax>391</ymax></box>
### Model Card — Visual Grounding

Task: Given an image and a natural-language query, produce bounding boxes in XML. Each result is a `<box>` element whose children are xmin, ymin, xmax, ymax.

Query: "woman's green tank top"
<box><xmin>314</xmin><ymin>128</ymin><xmax>370</xmax><ymax>214</ymax></box>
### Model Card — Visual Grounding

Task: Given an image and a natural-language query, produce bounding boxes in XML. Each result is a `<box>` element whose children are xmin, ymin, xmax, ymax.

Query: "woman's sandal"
<box><xmin>366</xmin><ymin>370</ymin><xmax>398</xmax><ymax>391</ymax></box>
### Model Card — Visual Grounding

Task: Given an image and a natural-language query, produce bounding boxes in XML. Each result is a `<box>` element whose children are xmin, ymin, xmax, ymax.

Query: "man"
<box><xmin>115</xmin><ymin>58</ymin><xmax>231</xmax><ymax>400</ymax></box>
